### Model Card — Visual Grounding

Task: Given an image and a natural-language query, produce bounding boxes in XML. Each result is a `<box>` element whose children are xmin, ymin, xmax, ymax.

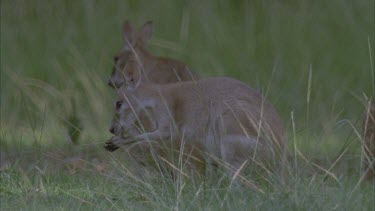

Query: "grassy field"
<box><xmin>1</xmin><ymin>0</ymin><xmax>374</xmax><ymax>210</ymax></box>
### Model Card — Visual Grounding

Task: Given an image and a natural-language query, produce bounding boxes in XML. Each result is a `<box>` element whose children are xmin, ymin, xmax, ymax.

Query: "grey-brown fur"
<box><xmin>106</xmin><ymin>77</ymin><xmax>287</xmax><ymax>178</ymax></box>
<box><xmin>363</xmin><ymin>99</ymin><xmax>375</xmax><ymax>180</ymax></box>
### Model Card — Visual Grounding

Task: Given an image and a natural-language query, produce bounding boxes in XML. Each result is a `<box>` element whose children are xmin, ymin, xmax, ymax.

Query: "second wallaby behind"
<box><xmin>108</xmin><ymin>20</ymin><xmax>198</xmax><ymax>89</ymax></box>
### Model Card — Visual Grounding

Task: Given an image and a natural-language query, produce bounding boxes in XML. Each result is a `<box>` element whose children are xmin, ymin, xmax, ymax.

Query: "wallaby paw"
<box><xmin>104</xmin><ymin>140</ymin><xmax>120</xmax><ymax>152</ymax></box>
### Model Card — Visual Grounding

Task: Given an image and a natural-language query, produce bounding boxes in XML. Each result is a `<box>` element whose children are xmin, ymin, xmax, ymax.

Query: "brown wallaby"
<box><xmin>105</xmin><ymin>77</ymin><xmax>287</xmax><ymax>179</ymax></box>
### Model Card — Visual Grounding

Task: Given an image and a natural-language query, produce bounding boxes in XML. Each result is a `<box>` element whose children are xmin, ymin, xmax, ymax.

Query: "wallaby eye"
<box><xmin>114</xmin><ymin>56</ymin><xmax>119</xmax><ymax>63</ymax></box>
<box><xmin>116</xmin><ymin>101</ymin><xmax>123</xmax><ymax>110</ymax></box>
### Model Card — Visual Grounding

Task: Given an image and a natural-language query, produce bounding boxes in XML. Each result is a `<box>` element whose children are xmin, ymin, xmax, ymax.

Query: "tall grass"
<box><xmin>1</xmin><ymin>0</ymin><xmax>374</xmax><ymax>210</ymax></box>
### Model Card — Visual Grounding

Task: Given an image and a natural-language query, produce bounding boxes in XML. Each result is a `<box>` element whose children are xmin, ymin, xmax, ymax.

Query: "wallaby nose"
<box><xmin>109</xmin><ymin>127</ymin><xmax>115</xmax><ymax>134</ymax></box>
<box><xmin>107</xmin><ymin>80</ymin><xmax>114</xmax><ymax>87</ymax></box>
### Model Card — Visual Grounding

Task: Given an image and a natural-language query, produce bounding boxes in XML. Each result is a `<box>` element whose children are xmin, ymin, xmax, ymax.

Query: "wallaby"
<box><xmin>108</xmin><ymin>20</ymin><xmax>198</xmax><ymax>89</ymax></box>
<box><xmin>363</xmin><ymin>99</ymin><xmax>375</xmax><ymax>180</ymax></box>
<box><xmin>105</xmin><ymin>77</ymin><xmax>287</xmax><ymax>178</ymax></box>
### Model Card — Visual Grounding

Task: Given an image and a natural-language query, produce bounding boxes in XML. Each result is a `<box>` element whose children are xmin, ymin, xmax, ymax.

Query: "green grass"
<box><xmin>1</xmin><ymin>145</ymin><xmax>374</xmax><ymax>210</ymax></box>
<box><xmin>1</xmin><ymin>0</ymin><xmax>374</xmax><ymax>210</ymax></box>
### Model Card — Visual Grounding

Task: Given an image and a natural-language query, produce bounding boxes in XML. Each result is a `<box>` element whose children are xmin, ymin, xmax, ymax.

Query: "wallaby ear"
<box><xmin>123</xmin><ymin>20</ymin><xmax>136</xmax><ymax>46</ymax></box>
<box><xmin>138</xmin><ymin>21</ymin><xmax>153</xmax><ymax>45</ymax></box>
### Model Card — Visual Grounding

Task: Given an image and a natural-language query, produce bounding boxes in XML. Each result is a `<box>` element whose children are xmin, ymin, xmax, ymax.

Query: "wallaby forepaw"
<box><xmin>104</xmin><ymin>140</ymin><xmax>120</xmax><ymax>152</ymax></box>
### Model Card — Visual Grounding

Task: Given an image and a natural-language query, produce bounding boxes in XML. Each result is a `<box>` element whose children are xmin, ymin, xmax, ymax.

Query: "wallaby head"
<box><xmin>108</xmin><ymin>20</ymin><xmax>154</xmax><ymax>89</ymax></box>
<box><xmin>108</xmin><ymin>83</ymin><xmax>157</xmax><ymax>137</ymax></box>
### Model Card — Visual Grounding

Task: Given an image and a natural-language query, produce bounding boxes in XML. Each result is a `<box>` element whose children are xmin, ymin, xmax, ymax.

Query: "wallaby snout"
<box><xmin>109</xmin><ymin>126</ymin><xmax>116</xmax><ymax>135</ymax></box>
<box><xmin>107</xmin><ymin>79</ymin><xmax>114</xmax><ymax>88</ymax></box>
<box><xmin>109</xmin><ymin>115</ymin><xmax>122</xmax><ymax>136</ymax></box>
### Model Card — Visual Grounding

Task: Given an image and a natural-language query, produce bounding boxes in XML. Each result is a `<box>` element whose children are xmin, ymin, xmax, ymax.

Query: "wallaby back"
<box><xmin>161</xmin><ymin>77</ymin><xmax>287</xmax><ymax>154</ymax></box>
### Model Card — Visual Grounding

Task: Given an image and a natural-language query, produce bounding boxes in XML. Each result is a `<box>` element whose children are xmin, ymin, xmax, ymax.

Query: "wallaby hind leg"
<box><xmin>220</xmin><ymin>135</ymin><xmax>264</xmax><ymax>180</ymax></box>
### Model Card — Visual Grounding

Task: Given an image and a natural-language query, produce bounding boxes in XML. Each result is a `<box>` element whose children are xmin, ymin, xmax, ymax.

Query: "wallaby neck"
<box><xmin>135</xmin><ymin>45</ymin><xmax>158</xmax><ymax>71</ymax></box>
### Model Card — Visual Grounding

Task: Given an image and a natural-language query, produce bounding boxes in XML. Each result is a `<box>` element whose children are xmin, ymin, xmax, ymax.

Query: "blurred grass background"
<box><xmin>1</xmin><ymin>0</ymin><xmax>374</xmax><ymax>209</ymax></box>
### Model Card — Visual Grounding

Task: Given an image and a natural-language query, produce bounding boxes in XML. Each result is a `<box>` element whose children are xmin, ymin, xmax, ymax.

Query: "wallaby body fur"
<box><xmin>363</xmin><ymin>99</ymin><xmax>375</xmax><ymax>180</ymax></box>
<box><xmin>108</xmin><ymin>20</ymin><xmax>198</xmax><ymax>89</ymax></box>
<box><xmin>106</xmin><ymin>77</ymin><xmax>287</xmax><ymax>178</ymax></box>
